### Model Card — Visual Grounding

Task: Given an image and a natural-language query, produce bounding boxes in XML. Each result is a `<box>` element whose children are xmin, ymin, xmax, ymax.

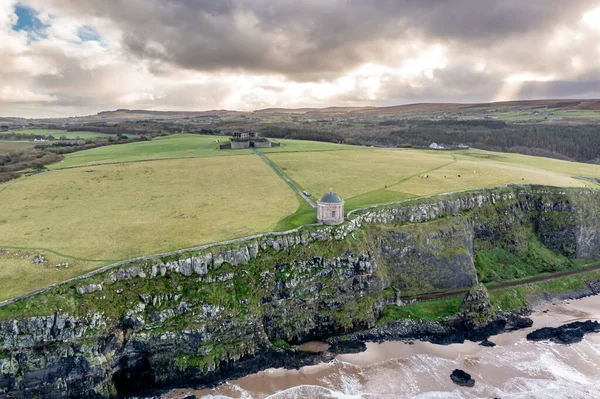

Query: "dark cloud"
<box><xmin>33</xmin><ymin>0</ymin><xmax>598</xmax><ymax>79</ymax></box>
<box><xmin>3</xmin><ymin>0</ymin><xmax>600</xmax><ymax>117</ymax></box>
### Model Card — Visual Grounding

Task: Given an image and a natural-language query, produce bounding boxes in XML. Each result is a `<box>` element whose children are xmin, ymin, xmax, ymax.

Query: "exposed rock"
<box><xmin>122</xmin><ymin>312</ymin><xmax>145</xmax><ymax>330</ymax></box>
<box><xmin>104</xmin><ymin>266</ymin><xmax>146</xmax><ymax>285</ymax></box>
<box><xmin>76</xmin><ymin>283</ymin><xmax>102</xmax><ymax>295</ymax></box>
<box><xmin>479</xmin><ymin>339</ymin><xmax>496</xmax><ymax>347</ymax></box>
<box><xmin>458</xmin><ymin>284</ymin><xmax>495</xmax><ymax>328</ymax></box>
<box><xmin>450</xmin><ymin>369</ymin><xmax>475</xmax><ymax>387</ymax></box>
<box><xmin>527</xmin><ymin>320</ymin><xmax>600</xmax><ymax>344</ymax></box>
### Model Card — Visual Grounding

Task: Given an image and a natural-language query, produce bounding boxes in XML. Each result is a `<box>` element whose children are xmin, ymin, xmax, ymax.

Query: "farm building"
<box><xmin>317</xmin><ymin>190</ymin><xmax>344</xmax><ymax>225</ymax></box>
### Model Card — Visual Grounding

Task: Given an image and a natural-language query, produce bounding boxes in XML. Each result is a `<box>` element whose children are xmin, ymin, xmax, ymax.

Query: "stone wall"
<box><xmin>230</xmin><ymin>140</ymin><xmax>250</xmax><ymax>149</ymax></box>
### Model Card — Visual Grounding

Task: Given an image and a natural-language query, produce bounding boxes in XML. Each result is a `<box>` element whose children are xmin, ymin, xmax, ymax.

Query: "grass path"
<box><xmin>253</xmin><ymin>148</ymin><xmax>316</xmax><ymax>208</ymax></box>
<box><xmin>0</xmin><ymin>245</ymin><xmax>115</xmax><ymax>263</ymax></box>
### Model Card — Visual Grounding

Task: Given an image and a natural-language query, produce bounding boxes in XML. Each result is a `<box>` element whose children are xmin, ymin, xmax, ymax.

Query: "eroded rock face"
<box><xmin>376</xmin><ymin>218</ymin><xmax>478</xmax><ymax>296</ymax></box>
<box><xmin>458</xmin><ymin>284</ymin><xmax>496</xmax><ymax>327</ymax></box>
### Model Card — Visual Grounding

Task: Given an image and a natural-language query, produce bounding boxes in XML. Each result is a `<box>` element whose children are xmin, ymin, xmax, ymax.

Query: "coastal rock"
<box><xmin>479</xmin><ymin>339</ymin><xmax>496</xmax><ymax>347</ymax></box>
<box><xmin>104</xmin><ymin>266</ymin><xmax>146</xmax><ymax>285</ymax></box>
<box><xmin>526</xmin><ymin>320</ymin><xmax>600</xmax><ymax>344</ymax></box>
<box><xmin>76</xmin><ymin>283</ymin><xmax>102</xmax><ymax>295</ymax></box>
<box><xmin>450</xmin><ymin>369</ymin><xmax>475</xmax><ymax>387</ymax></box>
<box><xmin>458</xmin><ymin>284</ymin><xmax>495</xmax><ymax>327</ymax></box>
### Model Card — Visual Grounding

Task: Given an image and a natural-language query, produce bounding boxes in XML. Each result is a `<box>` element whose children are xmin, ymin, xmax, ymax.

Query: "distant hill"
<box><xmin>11</xmin><ymin>99</ymin><xmax>600</xmax><ymax>123</ymax></box>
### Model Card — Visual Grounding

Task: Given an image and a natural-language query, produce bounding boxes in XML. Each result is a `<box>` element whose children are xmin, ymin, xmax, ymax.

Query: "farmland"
<box><xmin>0</xmin><ymin>155</ymin><xmax>298</xmax><ymax>299</ymax></box>
<box><xmin>3</xmin><ymin>134</ymin><xmax>600</xmax><ymax>299</ymax></box>
<box><xmin>266</xmin><ymin>147</ymin><xmax>600</xmax><ymax>210</ymax></box>
<box><xmin>51</xmin><ymin>135</ymin><xmax>359</xmax><ymax>168</ymax></box>
<box><xmin>0</xmin><ymin>140</ymin><xmax>36</xmax><ymax>154</ymax></box>
<box><xmin>6</xmin><ymin>129</ymin><xmax>112</xmax><ymax>139</ymax></box>
<box><xmin>50</xmin><ymin>134</ymin><xmax>242</xmax><ymax>168</ymax></box>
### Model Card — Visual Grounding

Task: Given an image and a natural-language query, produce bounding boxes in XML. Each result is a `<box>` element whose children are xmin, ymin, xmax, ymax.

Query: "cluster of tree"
<box><xmin>381</xmin><ymin>122</ymin><xmax>600</xmax><ymax>162</ymax></box>
<box><xmin>0</xmin><ymin>135</ymin><xmax>148</xmax><ymax>183</ymax></box>
<box><xmin>35</xmin><ymin>134</ymin><xmax>147</xmax><ymax>154</ymax></box>
<box><xmin>258</xmin><ymin>126</ymin><xmax>348</xmax><ymax>144</ymax></box>
<box><xmin>0</xmin><ymin>150</ymin><xmax>63</xmax><ymax>182</ymax></box>
<box><xmin>0</xmin><ymin>132</ymin><xmax>54</xmax><ymax>141</ymax></box>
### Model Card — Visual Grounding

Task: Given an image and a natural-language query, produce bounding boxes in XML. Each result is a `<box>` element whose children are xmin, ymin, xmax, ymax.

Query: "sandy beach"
<box><xmin>166</xmin><ymin>295</ymin><xmax>600</xmax><ymax>399</ymax></box>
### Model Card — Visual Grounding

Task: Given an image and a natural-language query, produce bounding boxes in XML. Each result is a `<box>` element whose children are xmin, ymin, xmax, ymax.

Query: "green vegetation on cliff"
<box><xmin>377</xmin><ymin>297</ymin><xmax>462</xmax><ymax>323</ymax></box>
<box><xmin>475</xmin><ymin>235</ymin><xmax>579</xmax><ymax>283</ymax></box>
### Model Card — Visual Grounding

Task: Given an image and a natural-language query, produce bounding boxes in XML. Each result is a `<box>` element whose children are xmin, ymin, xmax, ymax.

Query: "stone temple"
<box><xmin>317</xmin><ymin>190</ymin><xmax>344</xmax><ymax>225</ymax></box>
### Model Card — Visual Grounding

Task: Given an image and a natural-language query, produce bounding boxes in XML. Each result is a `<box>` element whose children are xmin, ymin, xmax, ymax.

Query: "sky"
<box><xmin>1</xmin><ymin>0</ymin><xmax>600</xmax><ymax>117</ymax></box>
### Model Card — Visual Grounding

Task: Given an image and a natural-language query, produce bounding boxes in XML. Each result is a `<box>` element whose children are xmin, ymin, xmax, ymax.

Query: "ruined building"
<box><xmin>220</xmin><ymin>132</ymin><xmax>278</xmax><ymax>149</ymax></box>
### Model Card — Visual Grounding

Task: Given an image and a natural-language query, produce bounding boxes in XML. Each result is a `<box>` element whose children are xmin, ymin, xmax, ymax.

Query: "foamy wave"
<box><xmin>264</xmin><ymin>384</ymin><xmax>360</xmax><ymax>399</ymax></box>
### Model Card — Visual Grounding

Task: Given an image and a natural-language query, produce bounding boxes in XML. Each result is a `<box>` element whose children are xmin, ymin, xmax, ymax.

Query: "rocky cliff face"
<box><xmin>1</xmin><ymin>185</ymin><xmax>600</xmax><ymax>398</ymax></box>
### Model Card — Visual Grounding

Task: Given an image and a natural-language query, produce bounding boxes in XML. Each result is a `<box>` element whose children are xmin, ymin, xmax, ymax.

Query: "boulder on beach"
<box><xmin>450</xmin><ymin>369</ymin><xmax>475</xmax><ymax>387</ymax></box>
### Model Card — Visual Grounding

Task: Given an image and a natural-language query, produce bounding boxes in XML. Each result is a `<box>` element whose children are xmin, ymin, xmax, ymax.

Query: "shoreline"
<box><xmin>167</xmin><ymin>294</ymin><xmax>600</xmax><ymax>398</ymax></box>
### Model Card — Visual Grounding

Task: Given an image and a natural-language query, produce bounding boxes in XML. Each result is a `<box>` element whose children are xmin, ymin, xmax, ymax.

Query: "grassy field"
<box><xmin>260</xmin><ymin>139</ymin><xmax>360</xmax><ymax>153</ymax></box>
<box><xmin>7</xmin><ymin>129</ymin><xmax>112</xmax><ymax>139</ymax></box>
<box><xmin>0</xmin><ymin>140</ymin><xmax>36</xmax><ymax>154</ymax></box>
<box><xmin>52</xmin><ymin>134</ymin><xmax>249</xmax><ymax>168</ymax></box>
<box><xmin>52</xmin><ymin>135</ymin><xmax>359</xmax><ymax>168</ymax></box>
<box><xmin>4</xmin><ymin>135</ymin><xmax>600</xmax><ymax>300</ymax></box>
<box><xmin>0</xmin><ymin>155</ymin><xmax>297</xmax><ymax>300</ymax></box>
<box><xmin>267</xmin><ymin>149</ymin><xmax>453</xmax><ymax>206</ymax></box>
<box><xmin>267</xmin><ymin>148</ymin><xmax>600</xmax><ymax>210</ymax></box>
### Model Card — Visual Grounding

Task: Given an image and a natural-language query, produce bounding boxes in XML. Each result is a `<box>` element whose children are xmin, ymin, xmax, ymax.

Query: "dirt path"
<box><xmin>409</xmin><ymin>264</ymin><xmax>600</xmax><ymax>301</ymax></box>
<box><xmin>253</xmin><ymin>148</ymin><xmax>317</xmax><ymax>209</ymax></box>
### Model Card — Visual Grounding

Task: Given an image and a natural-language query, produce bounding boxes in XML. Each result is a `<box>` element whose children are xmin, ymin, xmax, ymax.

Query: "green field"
<box><xmin>4</xmin><ymin>134</ymin><xmax>600</xmax><ymax>300</ymax></box>
<box><xmin>51</xmin><ymin>135</ymin><xmax>359</xmax><ymax>168</ymax></box>
<box><xmin>0</xmin><ymin>155</ymin><xmax>298</xmax><ymax>299</ymax></box>
<box><xmin>7</xmin><ymin>129</ymin><xmax>113</xmax><ymax>139</ymax></box>
<box><xmin>267</xmin><ymin>148</ymin><xmax>600</xmax><ymax>210</ymax></box>
<box><xmin>260</xmin><ymin>139</ymin><xmax>360</xmax><ymax>153</ymax></box>
<box><xmin>0</xmin><ymin>140</ymin><xmax>36</xmax><ymax>154</ymax></box>
<box><xmin>52</xmin><ymin>134</ymin><xmax>243</xmax><ymax>168</ymax></box>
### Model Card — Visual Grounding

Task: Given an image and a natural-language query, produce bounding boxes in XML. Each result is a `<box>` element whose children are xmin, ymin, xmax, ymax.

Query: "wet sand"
<box><xmin>165</xmin><ymin>295</ymin><xmax>600</xmax><ymax>399</ymax></box>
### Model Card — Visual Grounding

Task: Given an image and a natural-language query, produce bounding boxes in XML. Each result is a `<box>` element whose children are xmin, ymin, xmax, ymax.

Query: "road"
<box><xmin>408</xmin><ymin>263</ymin><xmax>600</xmax><ymax>301</ymax></box>
<box><xmin>253</xmin><ymin>148</ymin><xmax>317</xmax><ymax>209</ymax></box>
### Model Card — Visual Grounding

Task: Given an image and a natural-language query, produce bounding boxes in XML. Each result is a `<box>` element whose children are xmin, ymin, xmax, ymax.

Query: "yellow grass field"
<box><xmin>267</xmin><ymin>149</ymin><xmax>454</xmax><ymax>200</ymax></box>
<box><xmin>267</xmin><ymin>148</ymin><xmax>600</xmax><ymax>210</ymax></box>
<box><xmin>0</xmin><ymin>155</ymin><xmax>298</xmax><ymax>299</ymax></box>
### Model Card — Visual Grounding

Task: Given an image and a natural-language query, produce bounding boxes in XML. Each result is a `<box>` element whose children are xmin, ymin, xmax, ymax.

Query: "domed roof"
<box><xmin>318</xmin><ymin>191</ymin><xmax>343</xmax><ymax>204</ymax></box>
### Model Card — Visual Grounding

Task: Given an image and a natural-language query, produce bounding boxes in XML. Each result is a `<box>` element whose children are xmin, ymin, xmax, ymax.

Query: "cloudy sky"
<box><xmin>2</xmin><ymin>0</ymin><xmax>600</xmax><ymax>117</ymax></box>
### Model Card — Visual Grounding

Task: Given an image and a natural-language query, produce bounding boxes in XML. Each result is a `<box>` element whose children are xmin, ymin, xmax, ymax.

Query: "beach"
<box><xmin>165</xmin><ymin>295</ymin><xmax>600</xmax><ymax>399</ymax></box>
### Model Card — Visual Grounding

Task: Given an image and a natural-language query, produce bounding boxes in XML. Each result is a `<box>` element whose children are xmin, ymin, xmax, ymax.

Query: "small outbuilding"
<box><xmin>317</xmin><ymin>190</ymin><xmax>344</xmax><ymax>225</ymax></box>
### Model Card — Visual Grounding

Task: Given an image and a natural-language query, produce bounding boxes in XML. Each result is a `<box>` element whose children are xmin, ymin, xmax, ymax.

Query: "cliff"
<box><xmin>1</xmin><ymin>185</ymin><xmax>600</xmax><ymax>398</ymax></box>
